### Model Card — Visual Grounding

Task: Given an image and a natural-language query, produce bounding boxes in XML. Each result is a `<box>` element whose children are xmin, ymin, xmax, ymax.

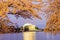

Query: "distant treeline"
<box><xmin>0</xmin><ymin>25</ymin><xmax>44</xmax><ymax>33</ymax></box>
<box><xmin>0</xmin><ymin>26</ymin><xmax>24</xmax><ymax>33</ymax></box>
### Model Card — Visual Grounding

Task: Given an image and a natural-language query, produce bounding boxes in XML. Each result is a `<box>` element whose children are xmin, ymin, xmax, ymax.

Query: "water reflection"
<box><xmin>36</xmin><ymin>32</ymin><xmax>60</xmax><ymax>40</ymax></box>
<box><xmin>46</xmin><ymin>32</ymin><xmax>55</xmax><ymax>40</ymax></box>
<box><xmin>0</xmin><ymin>33</ymin><xmax>23</xmax><ymax>40</ymax></box>
<box><xmin>0</xmin><ymin>32</ymin><xmax>60</xmax><ymax>40</ymax></box>
<box><xmin>23</xmin><ymin>32</ymin><xmax>36</xmax><ymax>40</ymax></box>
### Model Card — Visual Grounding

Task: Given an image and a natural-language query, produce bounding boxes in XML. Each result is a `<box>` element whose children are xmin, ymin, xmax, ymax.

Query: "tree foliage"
<box><xmin>0</xmin><ymin>0</ymin><xmax>55</xmax><ymax>20</ymax></box>
<box><xmin>0</xmin><ymin>0</ymin><xmax>43</xmax><ymax>20</ymax></box>
<box><xmin>45</xmin><ymin>0</ymin><xmax>60</xmax><ymax>31</ymax></box>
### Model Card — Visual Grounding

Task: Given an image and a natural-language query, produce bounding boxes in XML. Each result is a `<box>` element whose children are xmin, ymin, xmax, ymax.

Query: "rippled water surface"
<box><xmin>0</xmin><ymin>32</ymin><xmax>60</xmax><ymax>40</ymax></box>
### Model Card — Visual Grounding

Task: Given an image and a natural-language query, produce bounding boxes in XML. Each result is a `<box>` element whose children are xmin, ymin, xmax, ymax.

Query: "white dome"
<box><xmin>23</xmin><ymin>23</ymin><xmax>36</xmax><ymax>30</ymax></box>
<box><xmin>23</xmin><ymin>23</ymin><xmax>35</xmax><ymax>27</ymax></box>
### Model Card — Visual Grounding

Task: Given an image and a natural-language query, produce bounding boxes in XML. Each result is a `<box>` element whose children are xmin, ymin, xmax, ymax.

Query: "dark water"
<box><xmin>0</xmin><ymin>32</ymin><xmax>60</xmax><ymax>40</ymax></box>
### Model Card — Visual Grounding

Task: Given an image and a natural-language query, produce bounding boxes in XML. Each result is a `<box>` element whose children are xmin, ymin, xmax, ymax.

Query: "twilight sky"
<box><xmin>7</xmin><ymin>13</ymin><xmax>47</xmax><ymax>28</ymax></box>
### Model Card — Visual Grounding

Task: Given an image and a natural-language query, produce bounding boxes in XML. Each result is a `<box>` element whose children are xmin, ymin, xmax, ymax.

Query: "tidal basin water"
<box><xmin>0</xmin><ymin>32</ymin><xmax>60</xmax><ymax>40</ymax></box>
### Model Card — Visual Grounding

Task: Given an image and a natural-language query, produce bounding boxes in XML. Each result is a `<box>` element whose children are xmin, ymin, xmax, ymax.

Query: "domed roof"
<box><xmin>23</xmin><ymin>23</ymin><xmax>36</xmax><ymax>30</ymax></box>
<box><xmin>23</xmin><ymin>23</ymin><xmax>35</xmax><ymax>27</ymax></box>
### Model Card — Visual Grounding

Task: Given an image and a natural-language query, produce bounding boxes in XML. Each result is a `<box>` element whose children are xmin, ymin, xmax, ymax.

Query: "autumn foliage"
<box><xmin>45</xmin><ymin>0</ymin><xmax>60</xmax><ymax>31</ymax></box>
<box><xmin>0</xmin><ymin>0</ymin><xmax>43</xmax><ymax>20</ymax></box>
